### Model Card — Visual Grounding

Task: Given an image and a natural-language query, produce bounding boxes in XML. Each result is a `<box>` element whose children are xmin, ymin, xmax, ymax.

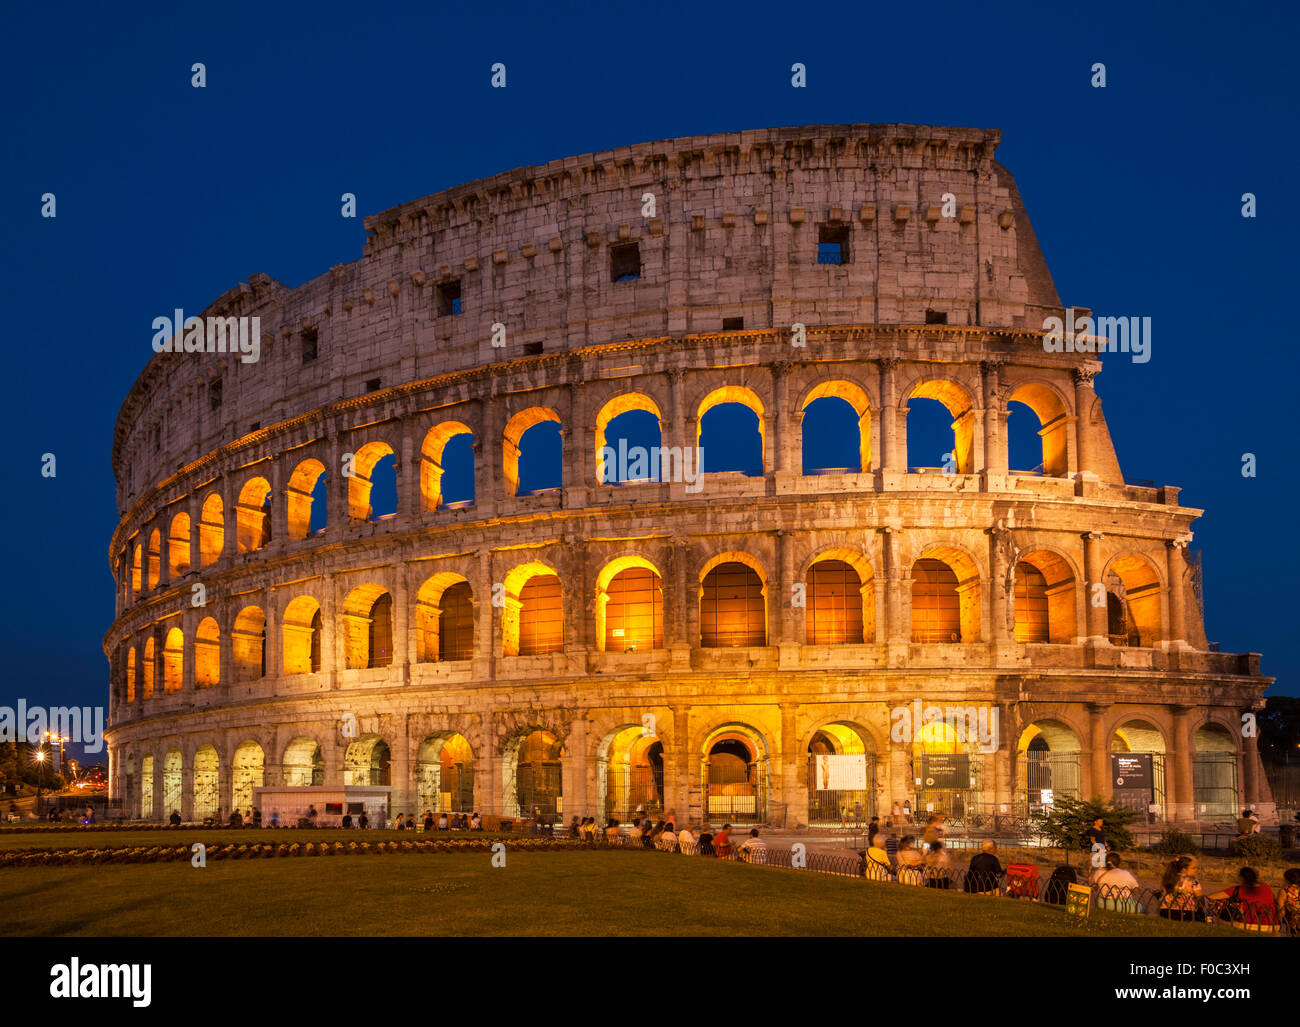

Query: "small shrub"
<box><xmin>1228</xmin><ymin>833</ymin><xmax>1282</xmax><ymax>860</ymax></box>
<box><xmin>1150</xmin><ymin>829</ymin><xmax>1199</xmax><ymax>855</ymax></box>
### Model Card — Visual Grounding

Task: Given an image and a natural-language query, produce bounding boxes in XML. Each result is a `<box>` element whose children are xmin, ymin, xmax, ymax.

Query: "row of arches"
<box><xmin>118</xmin><ymin>712</ymin><xmax>1247</xmax><ymax>825</ymax></box>
<box><xmin>117</xmin><ymin>545</ymin><xmax>1167</xmax><ymax>700</ymax></box>
<box><xmin>120</xmin><ymin>373</ymin><xmax>1080</xmax><ymax>599</ymax></box>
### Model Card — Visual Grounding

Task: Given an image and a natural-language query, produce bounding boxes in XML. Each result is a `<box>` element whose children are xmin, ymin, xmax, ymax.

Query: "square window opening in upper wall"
<box><xmin>817</xmin><ymin>224</ymin><xmax>850</xmax><ymax>265</ymax></box>
<box><xmin>610</xmin><ymin>242</ymin><xmax>641</xmax><ymax>283</ymax></box>
<box><xmin>438</xmin><ymin>280</ymin><xmax>462</xmax><ymax>316</ymax></box>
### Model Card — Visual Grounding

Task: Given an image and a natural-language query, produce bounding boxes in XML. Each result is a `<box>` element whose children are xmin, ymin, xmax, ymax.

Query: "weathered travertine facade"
<box><xmin>104</xmin><ymin>124</ymin><xmax>1273</xmax><ymax>828</ymax></box>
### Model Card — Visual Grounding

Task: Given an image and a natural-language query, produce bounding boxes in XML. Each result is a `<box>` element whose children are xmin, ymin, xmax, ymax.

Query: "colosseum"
<box><xmin>104</xmin><ymin>123</ymin><xmax>1274</xmax><ymax>831</ymax></box>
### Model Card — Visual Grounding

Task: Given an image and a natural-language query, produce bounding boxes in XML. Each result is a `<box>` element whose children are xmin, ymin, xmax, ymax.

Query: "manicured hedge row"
<box><xmin>0</xmin><ymin>837</ymin><xmax>591</xmax><ymax>867</ymax></box>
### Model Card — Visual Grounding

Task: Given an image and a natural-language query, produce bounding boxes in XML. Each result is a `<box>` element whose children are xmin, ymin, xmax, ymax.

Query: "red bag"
<box><xmin>1006</xmin><ymin>863</ymin><xmax>1039</xmax><ymax>899</ymax></box>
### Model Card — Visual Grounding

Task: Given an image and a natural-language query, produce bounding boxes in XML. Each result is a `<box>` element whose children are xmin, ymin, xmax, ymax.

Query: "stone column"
<box><xmin>1082</xmin><ymin>532</ymin><xmax>1107</xmax><ymax>643</ymax></box>
<box><xmin>181</xmin><ymin>610</ymin><xmax>197</xmax><ymax>696</ymax></box>
<box><xmin>473</xmin><ymin>550</ymin><xmax>494</xmax><ymax>679</ymax></box>
<box><xmin>992</xmin><ymin>703</ymin><xmax>1014</xmax><ymax>809</ymax></box>
<box><xmin>780</xmin><ymin>702</ymin><xmax>803</xmax><ymax>828</ymax></box>
<box><xmin>776</xmin><ymin>530</ymin><xmax>795</xmax><ymax>644</ymax></box>
<box><xmin>880</xmin><ymin>527</ymin><xmax>906</xmax><ymax>643</ymax></box>
<box><xmin>325</xmin><ymin>434</ymin><xmax>346</xmax><ymax>534</ymax></box>
<box><xmin>1088</xmin><ymin>702</ymin><xmax>1111</xmax><ymax>802</ymax></box>
<box><xmin>988</xmin><ymin>526</ymin><xmax>1011</xmax><ymax>643</ymax></box>
<box><xmin>878</xmin><ymin>358</ymin><xmax>902</xmax><ymax>472</ymax></box>
<box><xmin>263</xmin><ymin>589</ymin><xmax>280</xmax><ymax>681</ymax></box>
<box><xmin>673</xmin><ymin>707</ymin><xmax>692</xmax><ymax>824</ymax></box>
<box><xmin>565</xmin><ymin>715</ymin><xmax>589</xmax><ymax>819</ymax></box>
<box><xmin>1072</xmin><ymin>367</ymin><xmax>1099</xmax><ymax>479</ymax></box>
<box><xmin>564</xmin><ymin>540</ymin><xmax>587</xmax><ymax>654</ymax></box>
<box><xmin>1170</xmin><ymin>706</ymin><xmax>1195</xmax><ymax>821</ymax></box>
<box><xmin>772</xmin><ymin>361</ymin><xmax>792</xmax><ymax>477</ymax></box>
<box><xmin>391</xmin><ymin>564</ymin><xmax>409</xmax><ymax>680</ymax></box>
<box><xmin>1166</xmin><ymin>539</ymin><xmax>1188</xmax><ymax>648</ymax></box>
<box><xmin>268</xmin><ymin>456</ymin><xmax>286</xmax><ymax>549</ymax></box>
<box><xmin>1241</xmin><ymin>711</ymin><xmax>1260</xmax><ymax>809</ymax></box>
<box><xmin>400</xmin><ymin>416</ymin><xmax>419</xmax><ymax>519</ymax></box>
<box><xmin>981</xmin><ymin>360</ymin><xmax>1007</xmax><ymax>474</ymax></box>
<box><xmin>318</xmin><ymin>572</ymin><xmax>338</xmax><ymax>686</ymax></box>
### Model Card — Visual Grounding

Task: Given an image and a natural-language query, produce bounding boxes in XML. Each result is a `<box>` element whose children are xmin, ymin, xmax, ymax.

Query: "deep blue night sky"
<box><xmin>4</xmin><ymin>0</ymin><xmax>1296</xmax><ymax>764</ymax></box>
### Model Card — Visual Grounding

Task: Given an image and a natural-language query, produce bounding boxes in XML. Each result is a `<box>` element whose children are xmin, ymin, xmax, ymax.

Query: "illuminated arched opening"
<box><xmin>504</xmin><ymin>407</ymin><xmax>562</xmax><ymax>496</ymax></box>
<box><xmin>415</xmin><ymin>573</ymin><xmax>474</xmax><ymax>663</ymax></box>
<box><xmin>501</xmin><ymin>562</ymin><xmax>562</xmax><ymax>657</ymax></box>
<box><xmin>343</xmin><ymin>734</ymin><xmax>391</xmax><ymax>786</ymax></box>
<box><xmin>801</xmin><ymin>381</ymin><xmax>871</xmax><ymax>473</ymax></box>
<box><xmin>1105</xmin><ymin>554</ymin><xmax>1161</xmax><ymax>647</ymax></box>
<box><xmin>1192</xmin><ymin>722</ymin><xmax>1239</xmax><ymax>819</ymax></box>
<box><xmin>342</xmin><ymin>585</ymin><xmax>393</xmax><ymax>669</ymax></box>
<box><xmin>1006</xmin><ymin>383</ymin><xmax>1069</xmax><ymax>477</ymax></box>
<box><xmin>415</xmin><ymin>733</ymin><xmax>475</xmax><ymax>813</ymax></box>
<box><xmin>162</xmin><ymin>626</ymin><xmax>184</xmax><ymax>694</ymax></box>
<box><xmin>140</xmin><ymin>754</ymin><xmax>154</xmax><ymax>818</ymax></box>
<box><xmin>236</xmin><ymin>477</ymin><xmax>272</xmax><ymax>553</ymax></box>
<box><xmin>806</xmin><ymin>551</ymin><xmax>874</xmax><ymax>644</ymax></box>
<box><xmin>347</xmin><ymin>441</ymin><xmax>397</xmax><ymax>521</ymax></box>
<box><xmin>193</xmin><ymin>744</ymin><xmax>219</xmax><ymax>821</ymax></box>
<box><xmin>904</xmin><ymin>379</ymin><xmax>975</xmax><ymax>473</ymax></box>
<box><xmin>421</xmin><ymin>422</ymin><xmax>475</xmax><ymax>510</ymax></box>
<box><xmin>700</xmin><ymin>554</ymin><xmax>767</xmax><ymax>648</ymax></box>
<box><xmin>286</xmin><ymin>459</ymin><xmax>326</xmax><ymax>539</ymax></box>
<box><xmin>1015</xmin><ymin>720</ymin><xmax>1082</xmax><ymax>817</ymax></box>
<box><xmin>199</xmin><ymin>493</ymin><xmax>224</xmax><ymax>567</ymax></box>
<box><xmin>168</xmin><ymin>512</ymin><xmax>191</xmax><ymax>577</ymax></box>
<box><xmin>146</xmin><ymin>529</ymin><xmax>161</xmax><ymax>590</ymax></box>
<box><xmin>1110</xmin><ymin>719</ymin><xmax>1169</xmax><ymax>815</ymax></box>
<box><xmin>131</xmin><ymin>542</ymin><xmax>143</xmax><ymax>594</ymax></box>
<box><xmin>702</xmin><ymin>725</ymin><xmax>768</xmax><ymax>825</ymax></box>
<box><xmin>141</xmin><ymin>636</ymin><xmax>156</xmax><ymax>699</ymax></box>
<box><xmin>595</xmin><ymin>556</ymin><xmax>664</xmax><ymax>652</ymax></box>
<box><xmin>698</xmin><ymin>387</ymin><xmax>764</xmax><ymax>475</ymax></box>
<box><xmin>912</xmin><ymin>716</ymin><xmax>985</xmax><ymax>817</ymax></box>
<box><xmin>282</xmin><ymin>737</ymin><xmax>324</xmax><ymax>787</ymax></box>
<box><xmin>162</xmin><ymin>749</ymin><xmax>182</xmax><ymax>818</ymax></box>
<box><xmin>597</xmin><ymin>724</ymin><xmax>664</xmax><ymax>822</ymax></box>
<box><xmin>504</xmin><ymin>729</ymin><xmax>564</xmax><ymax>819</ymax></box>
<box><xmin>1014</xmin><ymin>551</ymin><xmax>1077</xmax><ymax>644</ymax></box>
<box><xmin>595</xmin><ymin>394</ymin><xmax>664</xmax><ymax>485</ymax></box>
<box><xmin>806</xmin><ymin>722</ymin><xmax>876</xmax><ymax>826</ymax></box>
<box><xmin>194</xmin><ymin>616</ymin><xmax>219</xmax><ymax>687</ymax></box>
<box><xmin>231</xmin><ymin>741</ymin><xmax>264</xmax><ymax>816</ymax></box>
<box><xmin>282</xmin><ymin>596</ymin><xmax>322</xmax><ymax>675</ymax></box>
<box><xmin>911</xmin><ymin>547</ymin><xmax>980</xmax><ymax>643</ymax></box>
<box><xmin>232</xmin><ymin>606</ymin><xmax>266</xmax><ymax>681</ymax></box>
<box><xmin>126</xmin><ymin>646</ymin><xmax>137</xmax><ymax>703</ymax></box>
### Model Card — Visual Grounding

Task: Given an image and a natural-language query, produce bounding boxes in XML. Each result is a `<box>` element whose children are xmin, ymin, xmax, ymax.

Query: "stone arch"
<box><xmin>232</xmin><ymin>606</ymin><xmax>266</xmax><ymax>681</ymax></box>
<box><xmin>1192</xmin><ymin>719</ymin><xmax>1240</xmax><ymax>819</ymax></box>
<box><xmin>1102</xmin><ymin>552</ymin><xmax>1163</xmax><ymax>647</ymax></box>
<box><xmin>501</xmin><ymin>560</ymin><xmax>563</xmax><ymax>657</ymax></box>
<box><xmin>504</xmin><ymin>406</ymin><xmax>562</xmax><ymax>496</ymax></box>
<box><xmin>594</xmin><ymin>393</ymin><xmax>663</xmax><ymax>485</ymax></box>
<box><xmin>804</xmin><ymin>548</ymin><xmax>875</xmax><ymax>645</ymax></box>
<box><xmin>699</xmin><ymin>551</ymin><xmax>768</xmax><ymax>648</ymax></box>
<box><xmin>596</xmin><ymin>723</ymin><xmax>665</xmax><ymax>822</ymax></box>
<box><xmin>1015</xmin><ymin>718</ymin><xmax>1083</xmax><ymax>814</ymax></box>
<box><xmin>146</xmin><ymin>528</ymin><xmax>161</xmax><ymax>590</ymax></box>
<box><xmin>161</xmin><ymin>626</ymin><xmax>184</xmax><ymax>694</ymax></box>
<box><xmin>343</xmin><ymin>733</ymin><xmax>392</xmax><ymax>786</ymax></box>
<box><xmin>286</xmin><ymin>458</ymin><xmax>327</xmax><ymax>539</ymax></box>
<box><xmin>167</xmin><ymin>512</ymin><xmax>191</xmax><ymax>577</ymax></box>
<box><xmin>415</xmin><ymin>732</ymin><xmax>476</xmax><ymax>813</ymax></box>
<box><xmin>594</xmin><ymin>554</ymin><xmax>665</xmax><ymax>653</ymax></box>
<box><xmin>282</xmin><ymin>736</ymin><xmax>324</xmax><ymax>787</ymax></box>
<box><xmin>696</xmin><ymin>385</ymin><xmax>765</xmax><ymax>474</ymax></box>
<box><xmin>140</xmin><ymin>752</ymin><xmax>154</xmax><ymax>818</ymax></box>
<box><xmin>911</xmin><ymin>543</ymin><xmax>982</xmax><ymax>643</ymax></box>
<box><xmin>131</xmin><ymin>540</ymin><xmax>143</xmax><ymax>594</ymax></box>
<box><xmin>1014</xmin><ymin>548</ymin><xmax>1078</xmax><ymax>644</ymax></box>
<box><xmin>341</xmin><ymin>584</ymin><xmax>394</xmax><ymax>669</ymax></box>
<box><xmin>421</xmin><ymin>421</ymin><xmax>475</xmax><ymax>510</ymax></box>
<box><xmin>804</xmin><ymin>719</ymin><xmax>879</xmax><ymax>825</ymax></box>
<box><xmin>194</xmin><ymin>616</ymin><xmax>220</xmax><ymax>687</ymax></box>
<box><xmin>503</xmin><ymin>728</ymin><xmax>565</xmax><ymax>819</ymax></box>
<box><xmin>236</xmin><ymin>476</ymin><xmax>273</xmax><ymax>553</ymax></box>
<box><xmin>281</xmin><ymin>595</ymin><xmax>322</xmax><ymax>675</ymax></box>
<box><xmin>192</xmin><ymin>744</ymin><xmax>219</xmax><ymax>820</ymax></box>
<box><xmin>141</xmin><ymin>635</ymin><xmax>156</xmax><ymax>699</ymax></box>
<box><xmin>162</xmin><ymin>748</ymin><xmax>183</xmax><ymax>818</ymax></box>
<box><xmin>199</xmin><ymin>493</ymin><xmax>224</xmax><ymax>567</ymax></box>
<box><xmin>347</xmin><ymin>440</ymin><xmax>397</xmax><ymax>521</ymax></box>
<box><xmin>700</xmin><ymin>722</ymin><xmax>770</xmax><ymax>825</ymax></box>
<box><xmin>125</xmin><ymin>645</ymin><xmax>137</xmax><ymax>702</ymax></box>
<box><xmin>231</xmin><ymin>740</ymin><xmax>265</xmax><ymax>816</ymax></box>
<box><xmin>902</xmin><ymin>377</ymin><xmax>976</xmax><ymax>473</ymax></box>
<box><xmin>1109</xmin><ymin>716</ymin><xmax>1171</xmax><ymax>812</ymax></box>
<box><xmin>1006</xmin><ymin>380</ymin><xmax>1071</xmax><ymax>477</ymax></box>
<box><xmin>415</xmin><ymin>572</ymin><xmax>474</xmax><ymax>663</ymax></box>
<box><xmin>799</xmin><ymin>378</ymin><xmax>873</xmax><ymax>473</ymax></box>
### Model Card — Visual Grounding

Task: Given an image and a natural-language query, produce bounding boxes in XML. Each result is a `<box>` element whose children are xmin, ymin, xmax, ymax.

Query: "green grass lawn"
<box><xmin>0</xmin><ymin>828</ymin><xmax>511</xmax><ymax>850</ymax></box>
<box><xmin>0</xmin><ymin>849</ymin><xmax>1256</xmax><ymax>937</ymax></box>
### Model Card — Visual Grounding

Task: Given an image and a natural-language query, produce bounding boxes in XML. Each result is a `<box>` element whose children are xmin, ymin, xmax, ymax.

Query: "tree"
<box><xmin>1032</xmin><ymin>796</ymin><xmax>1136</xmax><ymax>865</ymax></box>
<box><xmin>1257</xmin><ymin>696</ymin><xmax>1300</xmax><ymax>764</ymax></box>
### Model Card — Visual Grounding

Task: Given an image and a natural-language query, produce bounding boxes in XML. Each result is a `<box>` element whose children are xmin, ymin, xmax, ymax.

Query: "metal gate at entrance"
<box><xmin>1017</xmin><ymin>750</ymin><xmax>1082</xmax><ymax>819</ymax></box>
<box><xmin>704</xmin><ymin>759</ymin><xmax>767</xmax><ymax>824</ymax></box>
<box><xmin>515</xmin><ymin>762</ymin><xmax>562</xmax><ymax>819</ymax></box>
<box><xmin>604</xmin><ymin>763</ymin><xmax>663</xmax><ymax>822</ymax></box>
<box><xmin>439</xmin><ymin>763</ymin><xmax>474</xmax><ymax>812</ymax></box>
<box><xmin>807</xmin><ymin>754</ymin><xmax>876</xmax><ymax>826</ymax></box>
<box><xmin>915</xmin><ymin>754</ymin><xmax>983</xmax><ymax>818</ymax></box>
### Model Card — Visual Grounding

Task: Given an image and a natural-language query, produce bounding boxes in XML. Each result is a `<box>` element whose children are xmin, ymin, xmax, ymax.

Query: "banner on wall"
<box><xmin>813</xmin><ymin>754</ymin><xmax>867</xmax><ymax>791</ymax></box>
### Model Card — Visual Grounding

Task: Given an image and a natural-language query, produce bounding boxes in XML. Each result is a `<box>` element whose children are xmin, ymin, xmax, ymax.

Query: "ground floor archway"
<box><xmin>806</xmin><ymin>722</ymin><xmax>876</xmax><ymax>827</ymax></box>
<box><xmin>701</xmin><ymin>725</ymin><xmax>768</xmax><ymax>826</ymax></box>
<box><xmin>597</xmin><ymin>725</ymin><xmax>664</xmax><ymax>823</ymax></box>
<box><xmin>415</xmin><ymin>733</ymin><xmax>475</xmax><ymax>813</ymax></box>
